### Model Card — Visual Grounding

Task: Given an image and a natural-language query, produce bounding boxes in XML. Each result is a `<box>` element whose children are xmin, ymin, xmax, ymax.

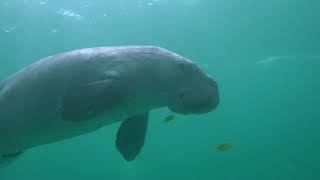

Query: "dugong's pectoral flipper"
<box><xmin>116</xmin><ymin>113</ymin><xmax>149</xmax><ymax>161</ymax></box>
<box><xmin>61</xmin><ymin>78</ymin><xmax>124</xmax><ymax>122</ymax></box>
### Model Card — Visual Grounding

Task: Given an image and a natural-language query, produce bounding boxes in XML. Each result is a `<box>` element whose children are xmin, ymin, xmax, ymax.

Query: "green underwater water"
<box><xmin>0</xmin><ymin>0</ymin><xmax>320</xmax><ymax>179</ymax></box>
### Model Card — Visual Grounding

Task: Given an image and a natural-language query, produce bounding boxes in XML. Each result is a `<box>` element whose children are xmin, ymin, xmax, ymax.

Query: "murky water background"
<box><xmin>0</xmin><ymin>0</ymin><xmax>319</xmax><ymax>179</ymax></box>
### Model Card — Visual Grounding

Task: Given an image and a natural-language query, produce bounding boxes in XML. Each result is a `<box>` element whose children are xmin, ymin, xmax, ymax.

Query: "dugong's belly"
<box><xmin>0</xmin><ymin>75</ymin><xmax>129</xmax><ymax>154</ymax></box>
<box><xmin>0</xmin><ymin>100</ymin><xmax>120</xmax><ymax>154</ymax></box>
<box><xmin>1</xmin><ymin>89</ymin><xmax>120</xmax><ymax>153</ymax></box>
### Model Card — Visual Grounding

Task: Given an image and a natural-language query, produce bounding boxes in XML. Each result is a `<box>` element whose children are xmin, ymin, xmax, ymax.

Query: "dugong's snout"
<box><xmin>169</xmin><ymin>77</ymin><xmax>219</xmax><ymax>114</ymax></box>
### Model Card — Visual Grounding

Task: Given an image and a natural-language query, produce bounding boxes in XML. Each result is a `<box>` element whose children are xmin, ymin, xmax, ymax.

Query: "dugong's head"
<box><xmin>166</xmin><ymin>55</ymin><xmax>219</xmax><ymax>114</ymax></box>
<box><xmin>104</xmin><ymin>46</ymin><xmax>219</xmax><ymax>115</ymax></box>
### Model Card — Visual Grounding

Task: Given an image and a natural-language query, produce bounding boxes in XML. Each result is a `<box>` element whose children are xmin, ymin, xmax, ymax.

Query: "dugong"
<box><xmin>0</xmin><ymin>46</ymin><xmax>219</xmax><ymax>166</ymax></box>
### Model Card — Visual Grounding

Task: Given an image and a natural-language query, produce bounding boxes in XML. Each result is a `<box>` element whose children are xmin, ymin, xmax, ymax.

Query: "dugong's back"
<box><xmin>0</xmin><ymin>47</ymin><xmax>119</xmax><ymax>153</ymax></box>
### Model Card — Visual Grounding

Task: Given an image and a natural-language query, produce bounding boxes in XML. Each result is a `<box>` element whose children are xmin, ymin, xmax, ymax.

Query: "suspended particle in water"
<box><xmin>50</xmin><ymin>29</ymin><xmax>58</xmax><ymax>33</ymax></box>
<box><xmin>2</xmin><ymin>26</ymin><xmax>16</xmax><ymax>33</ymax></box>
<box><xmin>39</xmin><ymin>1</ymin><xmax>47</xmax><ymax>5</ymax></box>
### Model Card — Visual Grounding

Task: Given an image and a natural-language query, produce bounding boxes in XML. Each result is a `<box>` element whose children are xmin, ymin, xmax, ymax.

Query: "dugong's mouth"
<box><xmin>168</xmin><ymin>82</ymin><xmax>219</xmax><ymax>114</ymax></box>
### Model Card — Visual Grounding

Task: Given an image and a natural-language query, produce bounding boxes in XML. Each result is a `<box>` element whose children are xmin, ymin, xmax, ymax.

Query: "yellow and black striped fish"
<box><xmin>163</xmin><ymin>114</ymin><xmax>175</xmax><ymax>124</ymax></box>
<box><xmin>216</xmin><ymin>141</ymin><xmax>232</xmax><ymax>152</ymax></box>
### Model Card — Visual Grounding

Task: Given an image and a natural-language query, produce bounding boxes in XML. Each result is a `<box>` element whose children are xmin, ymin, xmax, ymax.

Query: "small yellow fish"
<box><xmin>216</xmin><ymin>141</ymin><xmax>232</xmax><ymax>152</ymax></box>
<box><xmin>163</xmin><ymin>114</ymin><xmax>175</xmax><ymax>124</ymax></box>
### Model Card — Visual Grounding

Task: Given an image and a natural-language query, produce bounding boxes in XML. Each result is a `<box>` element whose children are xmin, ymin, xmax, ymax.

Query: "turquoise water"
<box><xmin>1</xmin><ymin>0</ymin><xmax>320</xmax><ymax>179</ymax></box>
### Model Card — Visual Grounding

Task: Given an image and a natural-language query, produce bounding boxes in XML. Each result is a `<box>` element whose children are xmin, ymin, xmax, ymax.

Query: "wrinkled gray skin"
<box><xmin>0</xmin><ymin>46</ymin><xmax>219</xmax><ymax>166</ymax></box>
